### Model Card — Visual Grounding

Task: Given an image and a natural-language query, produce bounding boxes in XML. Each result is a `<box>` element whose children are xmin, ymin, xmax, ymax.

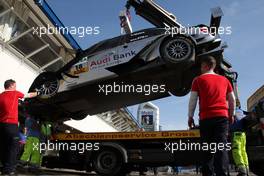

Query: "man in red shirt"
<box><xmin>188</xmin><ymin>56</ymin><xmax>236</xmax><ymax>176</ymax></box>
<box><xmin>0</xmin><ymin>79</ymin><xmax>39</xmax><ymax>175</ymax></box>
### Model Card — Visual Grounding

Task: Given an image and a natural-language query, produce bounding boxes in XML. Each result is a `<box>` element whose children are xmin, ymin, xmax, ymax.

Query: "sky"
<box><xmin>46</xmin><ymin>0</ymin><xmax>264</xmax><ymax>130</ymax></box>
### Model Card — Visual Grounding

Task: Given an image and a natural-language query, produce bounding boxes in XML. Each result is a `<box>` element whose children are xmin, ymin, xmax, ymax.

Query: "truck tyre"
<box><xmin>93</xmin><ymin>148</ymin><xmax>125</xmax><ymax>176</ymax></box>
<box><xmin>249</xmin><ymin>161</ymin><xmax>264</xmax><ymax>176</ymax></box>
<box><xmin>160</xmin><ymin>36</ymin><xmax>195</xmax><ymax>64</ymax></box>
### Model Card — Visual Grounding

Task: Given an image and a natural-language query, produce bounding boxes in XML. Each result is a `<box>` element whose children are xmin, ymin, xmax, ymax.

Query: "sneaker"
<box><xmin>28</xmin><ymin>163</ymin><xmax>40</xmax><ymax>168</ymax></box>
<box><xmin>237</xmin><ymin>173</ymin><xmax>247</xmax><ymax>176</ymax></box>
<box><xmin>237</xmin><ymin>165</ymin><xmax>247</xmax><ymax>176</ymax></box>
<box><xmin>246</xmin><ymin>166</ymin><xmax>250</xmax><ymax>176</ymax></box>
<box><xmin>17</xmin><ymin>160</ymin><xmax>27</xmax><ymax>167</ymax></box>
<box><xmin>28</xmin><ymin>164</ymin><xmax>40</xmax><ymax>173</ymax></box>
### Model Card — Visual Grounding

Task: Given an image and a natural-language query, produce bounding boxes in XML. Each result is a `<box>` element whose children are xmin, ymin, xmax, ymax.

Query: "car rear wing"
<box><xmin>210</xmin><ymin>7</ymin><xmax>224</xmax><ymax>35</ymax></box>
<box><xmin>126</xmin><ymin>0</ymin><xmax>182</xmax><ymax>28</ymax></box>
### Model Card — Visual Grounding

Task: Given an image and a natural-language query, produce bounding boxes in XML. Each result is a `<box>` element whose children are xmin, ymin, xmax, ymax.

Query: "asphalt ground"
<box><xmin>8</xmin><ymin>167</ymin><xmax>257</xmax><ymax>176</ymax></box>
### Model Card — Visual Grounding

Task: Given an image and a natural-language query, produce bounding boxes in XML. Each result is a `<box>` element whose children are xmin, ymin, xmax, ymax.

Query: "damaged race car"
<box><xmin>24</xmin><ymin>0</ymin><xmax>233</xmax><ymax>121</ymax></box>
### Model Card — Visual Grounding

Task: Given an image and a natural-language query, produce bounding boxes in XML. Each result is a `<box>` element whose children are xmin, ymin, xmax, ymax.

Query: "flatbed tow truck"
<box><xmin>43</xmin><ymin>111</ymin><xmax>264</xmax><ymax>176</ymax></box>
<box><xmin>32</xmin><ymin>1</ymin><xmax>264</xmax><ymax>175</ymax></box>
<box><xmin>43</xmin><ymin>130</ymin><xmax>201</xmax><ymax>175</ymax></box>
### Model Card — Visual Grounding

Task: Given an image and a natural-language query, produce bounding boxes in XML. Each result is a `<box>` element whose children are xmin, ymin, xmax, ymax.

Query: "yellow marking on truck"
<box><xmin>53</xmin><ymin>130</ymin><xmax>200</xmax><ymax>141</ymax></box>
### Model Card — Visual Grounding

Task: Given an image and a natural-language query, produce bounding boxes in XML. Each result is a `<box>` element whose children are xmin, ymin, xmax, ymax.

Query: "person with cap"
<box><xmin>19</xmin><ymin>116</ymin><xmax>42</xmax><ymax>170</ymax></box>
<box><xmin>17</xmin><ymin>124</ymin><xmax>27</xmax><ymax>158</ymax></box>
<box><xmin>230</xmin><ymin>107</ymin><xmax>249</xmax><ymax>176</ymax></box>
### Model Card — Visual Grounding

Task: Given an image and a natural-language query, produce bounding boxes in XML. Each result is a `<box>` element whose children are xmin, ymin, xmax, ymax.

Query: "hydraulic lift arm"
<box><xmin>220</xmin><ymin>61</ymin><xmax>241</xmax><ymax>108</ymax></box>
<box><xmin>230</xmin><ymin>72</ymin><xmax>241</xmax><ymax>108</ymax></box>
<box><xmin>126</xmin><ymin>0</ymin><xmax>223</xmax><ymax>34</ymax></box>
<box><xmin>126</xmin><ymin>0</ymin><xmax>182</xmax><ymax>28</ymax></box>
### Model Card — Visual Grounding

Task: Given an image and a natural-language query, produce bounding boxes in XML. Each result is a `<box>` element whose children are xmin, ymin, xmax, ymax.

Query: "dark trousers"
<box><xmin>200</xmin><ymin>117</ymin><xmax>229</xmax><ymax>176</ymax></box>
<box><xmin>0</xmin><ymin>123</ymin><xmax>19</xmax><ymax>173</ymax></box>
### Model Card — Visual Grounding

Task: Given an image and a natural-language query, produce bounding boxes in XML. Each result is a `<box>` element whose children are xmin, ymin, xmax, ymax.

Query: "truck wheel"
<box><xmin>160</xmin><ymin>36</ymin><xmax>195</xmax><ymax>64</ymax></box>
<box><xmin>93</xmin><ymin>148</ymin><xmax>124</xmax><ymax>176</ymax></box>
<box><xmin>249</xmin><ymin>162</ymin><xmax>264</xmax><ymax>176</ymax></box>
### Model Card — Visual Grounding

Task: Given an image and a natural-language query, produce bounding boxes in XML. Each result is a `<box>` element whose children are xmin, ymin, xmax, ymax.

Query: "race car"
<box><xmin>24</xmin><ymin>0</ymin><xmax>231</xmax><ymax>121</ymax></box>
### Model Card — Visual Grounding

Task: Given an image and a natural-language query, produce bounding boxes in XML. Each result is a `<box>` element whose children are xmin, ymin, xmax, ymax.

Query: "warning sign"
<box><xmin>53</xmin><ymin>130</ymin><xmax>200</xmax><ymax>141</ymax></box>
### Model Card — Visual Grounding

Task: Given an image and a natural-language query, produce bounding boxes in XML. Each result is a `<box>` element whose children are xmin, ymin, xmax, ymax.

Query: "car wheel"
<box><xmin>160</xmin><ymin>36</ymin><xmax>195</xmax><ymax>64</ymax></box>
<box><xmin>33</xmin><ymin>72</ymin><xmax>60</xmax><ymax>99</ymax></box>
<box><xmin>93</xmin><ymin>148</ymin><xmax>124</xmax><ymax>176</ymax></box>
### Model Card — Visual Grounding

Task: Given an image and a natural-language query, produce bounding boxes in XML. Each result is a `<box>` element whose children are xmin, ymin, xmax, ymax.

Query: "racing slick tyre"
<box><xmin>30</xmin><ymin>72</ymin><xmax>60</xmax><ymax>99</ymax></box>
<box><xmin>160</xmin><ymin>36</ymin><xmax>195</xmax><ymax>65</ymax></box>
<box><xmin>93</xmin><ymin>148</ymin><xmax>125</xmax><ymax>176</ymax></box>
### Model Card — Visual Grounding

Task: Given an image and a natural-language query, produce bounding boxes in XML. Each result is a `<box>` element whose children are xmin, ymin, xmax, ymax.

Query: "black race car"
<box><xmin>24</xmin><ymin>0</ymin><xmax>232</xmax><ymax>121</ymax></box>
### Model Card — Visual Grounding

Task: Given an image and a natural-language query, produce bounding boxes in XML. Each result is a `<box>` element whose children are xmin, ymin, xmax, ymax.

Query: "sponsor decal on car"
<box><xmin>130</xmin><ymin>35</ymin><xmax>149</xmax><ymax>42</ymax></box>
<box><xmin>90</xmin><ymin>55</ymin><xmax>111</xmax><ymax>68</ymax></box>
<box><xmin>72</xmin><ymin>57</ymin><xmax>89</xmax><ymax>75</ymax></box>
<box><xmin>89</xmin><ymin>50</ymin><xmax>136</xmax><ymax>70</ymax></box>
<box><xmin>113</xmin><ymin>50</ymin><xmax>136</xmax><ymax>60</ymax></box>
<box><xmin>130</xmin><ymin>31</ymin><xmax>145</xmax><ymax>36</ymax></box>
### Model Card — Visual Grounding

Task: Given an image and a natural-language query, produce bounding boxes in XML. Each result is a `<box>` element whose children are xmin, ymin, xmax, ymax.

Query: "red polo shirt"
<box><xmin>191</xmin><ymin>74</ymin><xmax>233</xmax><ymax>120</ymax></box>
<box><xmin>0</xmin><ymin>90</ymin><xmax>24</xmax><ymax>124</ymax></box>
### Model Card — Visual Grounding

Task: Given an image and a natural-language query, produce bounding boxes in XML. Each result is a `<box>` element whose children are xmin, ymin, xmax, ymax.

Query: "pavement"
<box><xmin>0</xmin><ymin>166</ymin><xmax>257</xmax><ymax>176</ymax></box>
<box><xmin>5</xmin><ymin>168</ymin><xmax>257</xmax><ymax>176</ymax></box>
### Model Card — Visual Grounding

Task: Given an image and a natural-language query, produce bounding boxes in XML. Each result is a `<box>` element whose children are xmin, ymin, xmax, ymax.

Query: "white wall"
<box><xmin>64</xmin><ymin>115</ymin><xmax>118</xmax><ymax>132</ymax></box>
<box><xmin>0</xmin><ymin>46</ymin><xmax>38</xmax><ymax>93</ymax></box>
